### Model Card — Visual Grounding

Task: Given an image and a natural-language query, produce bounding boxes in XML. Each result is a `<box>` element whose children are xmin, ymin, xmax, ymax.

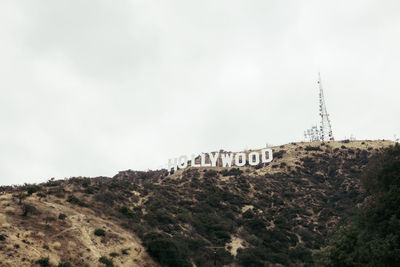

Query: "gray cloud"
<box><xmin>1</xmin><ymin>0</ymin><xmax>399</xmax><ymax>185</ymax></box>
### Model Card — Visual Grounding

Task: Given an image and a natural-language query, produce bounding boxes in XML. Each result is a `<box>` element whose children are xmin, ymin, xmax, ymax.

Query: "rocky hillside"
<box><xmin>0</xmin><ymin>140</ymin><xmax>395</xmax><ymax>266</ymax></box>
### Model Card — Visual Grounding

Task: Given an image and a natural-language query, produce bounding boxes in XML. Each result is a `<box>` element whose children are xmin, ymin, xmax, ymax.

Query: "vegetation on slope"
<box><xmin>0</xmin><ymin>140</ymin><xmax>396</xmax><ymax>266</ymax></box>
<box><xmin>323</xmin><ymin>143</ymin><xmax>400</xmax><ymax>266</ymax></box>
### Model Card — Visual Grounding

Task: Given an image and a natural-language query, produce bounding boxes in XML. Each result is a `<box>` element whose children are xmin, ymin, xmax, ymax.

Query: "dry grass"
<box><xmin>0</xmin><ymin>193</ymin><xmax>157</xmax><ymax>267</ymax></box>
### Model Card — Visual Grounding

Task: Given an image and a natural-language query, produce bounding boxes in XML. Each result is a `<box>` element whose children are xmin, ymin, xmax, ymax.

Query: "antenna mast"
<box><xmin>318</xmin><ymin>73</ymin><xmax>334</xmax><ymax>141</ymax></box>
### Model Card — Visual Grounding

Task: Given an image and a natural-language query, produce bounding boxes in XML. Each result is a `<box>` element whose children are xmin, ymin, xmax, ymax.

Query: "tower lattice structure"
<box><xmin>318</xmin><ymin>73</ymin><xmax>334</xmax><ymax>141</ymax></box>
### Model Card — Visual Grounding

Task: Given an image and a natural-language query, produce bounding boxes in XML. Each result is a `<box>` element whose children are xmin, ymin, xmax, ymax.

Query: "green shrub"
<box><xmin>35</xmin><ymin>257</ymin><xmax>50</xmax><ymax>267</ymax></box>
<box><xmin>27</xmin><ymin>186</ymin><xmax>40</xmax><ymax>195</ymax></box>
<box><xmin>67</xmin><ymin>195</ymin><xmax>87</xmax><ymax>207</ymax></box>
<box><xmin>58</xmin><ymin>262</ymin><xmax>72</xmax><ymax>267</ymax></box>
<box><xmin>204</xmin><ymin>170</ymin><xmax>218</xmax><ymax>178</ymax></box>
<box><xmin>109</xmin><ymin>252</ymin><xmax>119</xmax><ymax>257</ymax></box>
<box><xmin>119</xmin><ymin>206</ymin><xmax>135</xmax><ymax>218</ymax></box>
<box><xmin>94</xmin><ymin>229</ymin><xmax>105</xmax><ymax>236</ymax></box>
<box><xmin>94</xmin><ymin>192</ymin><xmax>119</xmax><ymax>205</ymax></box>
<box><xmin>288</xmin><ymin>244</ymin><xmax>313</xmax><ymax>264</ymax></box>
<box><xmin>121</xmin><ymin>248</ymin><xmax>130</xmax><ymax>255</ymax></box>
<box><xmin>99</xmin><ymin>256</ymin><xmax>114</xmax><ymax>267</ymax></box>
<box><xmin>221</xmin><ymin>168</ymin><xmax>243</xmax><ymax>176</ymax></box>
<box><xmin>22</xmin><ymin>204</ymin><xmax>39</xmax><ymax>216</ymax></box>
<box><xmin>237</xmin><ymin>248</ymin><xmax>268</xmax><ymax>266</ymax></box>
<box><xmin>37</xmin><ymin>192</ymin><xmax>46</xmax><ymax>199</ymax></box>
<box><xmin>144</xmin><ymin>232</ymin><xmax>191</xmax><ymax>267</ymax></box>
<box><xmin>305</xmin><ymin>146</ymin><xmax>322</xmax><ymax>151</ymax></box>
<box><xmin>274</xmin><ymin>150</ymin><xmax>286</xmax><ymax>159</ymax></box>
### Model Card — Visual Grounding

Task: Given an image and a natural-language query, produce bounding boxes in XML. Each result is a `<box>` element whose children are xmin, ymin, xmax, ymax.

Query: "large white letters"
<box><xmin>209</xmin><ymin>152</ymin><xmax>219</xmax><ymax>167</ymax></box>
<box><xmin>248</xmin><ymin>151</ymin><xmax>260</xmax><ymax>166</ymax></box>
<box><xmin>235</xmin><ymin>153</ymin><xmax>246</xmax><ymax>167</ymax></box>
<box><xmin>178</xmin><ymin>155</ymin><xmax>188</xmax><ymax>169</ymax></box>
<box><xmin>191</xmin><ymin>154</ymin><xmax>200</xmax><ymax>167</ymax></box>
<box><xmin>261</xmin><ymin>148</ymin><xmax>273</xmax><ymax>163</ymax></box>
<box><xmin>167</xmin><ymin>148</ymin><xmax>273</xmax><ymax>170</ymax></box>
<box><xmin>168</xmin><ymin>158</ymin><xmax>178</xmax><ymax>171</ymax></box>
<box><xmin>201</xmin><ymin>153</ymin><xmax>211</xmax><ymax>167</ymax></box>
<box><xmin>221</xmin><ymin>153</ymin><xmax>233</xmax><ymax>167</ymax></box>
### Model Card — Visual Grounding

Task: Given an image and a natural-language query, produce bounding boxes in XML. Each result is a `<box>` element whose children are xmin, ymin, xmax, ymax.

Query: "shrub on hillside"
<box><xmin>22</xmin><ymin>204</ymin><xmax>39</xmax><ymax>217</ymax></box>
<box><xmin>274</xmin><ymin>150</ymin><xmax>286</xmax><ymax>159</ymax></box>
<box><xmin>109</xmin><ymin>252</ymin><xmax>119</xmax><ymax>257</ymax></box>
<box><xmin>254</xmin><ymin>163</ymin><xmax>264</xmax><ymax>169</ymax></box>
<box><xmin>305</xmin><ymin>145</ymin><xmax>322</xmax><ymax>151</ymax></box>
<box><xmin>26</xmin><ymin>185</ymin><xmax>40</xmax><ymax>195</ymax></box>
<box><xmin>37</xmin><ymin>192</ymin><xmax>47</xmax><ymax>199</ymax></box>
<box><xmin>182</xmin><ymin>168</ymin><xmax>200</xmax><ymax>179</ymax></box>
<box><xmin>144</xmin><ymin>232</ymin><xmax>191</xmax><ymax>267</ymax></box>
<box><xmin>288</xmin><ymin>244</ymin><xmax>313</xmax><ymax>265</ymax></box>
<box><xmin>98</xmin><ymin>256</ymin><xmax>113</xmax><ymax>267</ymax></box>
<box><xmin>35</xmin><ymin>257</ymin><xmax>50</xmax><ymax>267</ymax></box>
<box><xmin>221</xmin><ymin>168</ymin><xmax>243</xmax><ymax>176</ymax></box>
<box><xmin>121</xmin><ymin>248</ymin><xmax>130</xmax><ymax>255</ymax></box>
<box><xmin>237</xmin><ymin>248</ymin><xmax>280</xmax><ymax>266</ymax></box>
<box><xmin>66</xmin><ymin>195</ymin><xmax>87</xmax><ymax>207</ymax></box>
<box><xmin>94</xmin><ymin>192</ymin><xmax>120</xmax><ymax>205</ymax></box>
<box><xmin>119</xmin><ymin>206</ymin><xmax>135</xmax><ymax>218</ymax></box>
<box><xmin>45</xmin><ymin>178</ymin><xmax>61</xmax><ymax>187</ymax></box>
<box><xmin>204</xmin><ymin>170</ymin><xmax>218</xmax><ymax>178</ymax></box>
<box><xmin>300</xmin><ymin>157</ymin><xmax>316</xmax><ymax>169</ymax></box>
<box><xmin>58</xmin><ymin>262</ymin><xmax>72</xmax><ymax>267</ymax></box>
<box><xmin>94</xmin><ymin>229</ymin><xmax>105</xmax><ymax>236</ymax></box>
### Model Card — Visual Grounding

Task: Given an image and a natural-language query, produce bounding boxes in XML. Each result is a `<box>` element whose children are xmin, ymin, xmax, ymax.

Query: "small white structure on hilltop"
<box><xmin>304</xmin><ymin>126</ymin><xmax>320</xmax><ymax>142</ymax></box>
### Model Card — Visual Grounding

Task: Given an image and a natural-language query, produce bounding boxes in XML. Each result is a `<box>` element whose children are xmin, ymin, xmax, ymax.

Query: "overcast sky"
<box><xmin>1</xmin><ymin>0</ymin><xmax>399</xmax><ymax>185</ymax></box>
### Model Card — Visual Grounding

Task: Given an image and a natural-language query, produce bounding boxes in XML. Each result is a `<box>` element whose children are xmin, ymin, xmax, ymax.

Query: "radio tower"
<box><xmin>318</xmin><ymin>72</ymin><xmax>334</xmax><ymax>141</ymax></box>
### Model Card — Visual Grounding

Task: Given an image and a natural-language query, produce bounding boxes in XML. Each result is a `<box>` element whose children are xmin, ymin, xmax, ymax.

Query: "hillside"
<box><xmin>0</xmin><ymin>140</ymin><xmax>395</xmax><ymax>266</ymax></box>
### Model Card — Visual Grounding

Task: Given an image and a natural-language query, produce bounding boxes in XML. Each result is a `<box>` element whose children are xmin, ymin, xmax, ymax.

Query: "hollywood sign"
<box><xmin>168</xmin><ymin>148</ymin><xmax>273</xmax><ymax>171</ymax></box>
